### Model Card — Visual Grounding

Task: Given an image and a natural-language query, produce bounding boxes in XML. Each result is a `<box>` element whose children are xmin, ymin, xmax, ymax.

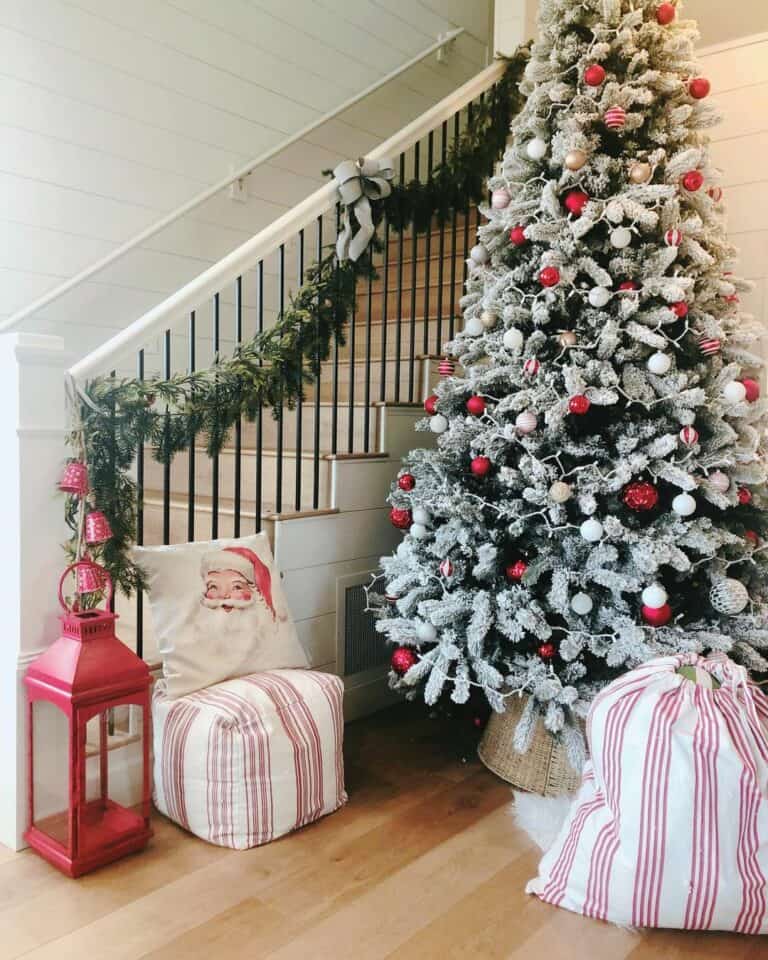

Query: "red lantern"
<box><xmin>24</xmin><ymin>564</ymin><xmax>152</xmax><ymax>877</ymax></box>
<box><xmin>85</xmin><ymin>511</ymin><xmax>112</xmax><ymax>545</ymax></box>
<box><xmin>59</xmin><ymin>461</ymin><xmax>89</xmax><ymax>496</ymax></box>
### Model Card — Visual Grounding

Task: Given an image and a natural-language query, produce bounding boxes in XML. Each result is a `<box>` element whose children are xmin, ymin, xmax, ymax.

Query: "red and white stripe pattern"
<box><xmin>664</xmin><ymin>228</ymin><xmax>683</xmax><ymax>247</ymax></box>
<box><xmin>604</xmin><ymin>106</ymin><xmax>627</xmax><ymax>129</ymax></box>
<box><xmin>438</xmin><ymin>357</ymin><xmax>456</xmax><ymax>376</ymax></box>
<box><xmin>153</xmin><ymin>669</ymin><xmax>346</xmax><ymax>849</ymax></box>
<box><xmin>527</xmin><ymin>654</ymin><xmax>768</xmax><ymax>932</ymax></box>
<box><xmin>699</xmin><ymin>337</ymin><xmax>721</xmax><ymax>357</ymax></box>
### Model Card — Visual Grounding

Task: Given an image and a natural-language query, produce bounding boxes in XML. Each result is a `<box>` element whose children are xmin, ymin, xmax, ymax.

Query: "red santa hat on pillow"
<box><xmin>200</xmin><ymin>546</ymin><xmax>276</xmax><ymax>619</ymax></box>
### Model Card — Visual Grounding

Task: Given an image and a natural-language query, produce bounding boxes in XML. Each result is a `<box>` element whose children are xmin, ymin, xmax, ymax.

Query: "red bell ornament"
<box><xmin>76</xmin><ymin>560</ymin><xmax>104</xmax><ymax>596</ymax></box>
<box><xmin>24</xmin><ymin>563</ymin><xmax>152</xmax><ymax>876</ymax></box>
<box><xmin>84</xmin><ymin>510</ymin><xmax>112</xmax><ymax>545</ymax></box>
<box><xmin>59</xmin><ymin>461</ymin><xmax>89</xmax><ymax>496</ymax></box>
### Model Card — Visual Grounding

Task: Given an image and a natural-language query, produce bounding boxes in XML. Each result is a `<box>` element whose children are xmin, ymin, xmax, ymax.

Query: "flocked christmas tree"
<box><xmin>373</xmin><ymin>0</ymin><xmax>768</xmax><ymax>765</ymax></box>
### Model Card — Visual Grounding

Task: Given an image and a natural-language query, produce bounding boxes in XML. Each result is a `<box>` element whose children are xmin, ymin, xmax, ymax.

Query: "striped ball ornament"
<box><xmin>604</xmin><ymin>106</ymin><xmax>627</xmax><ymax>130</ymax></box>
<box><xmin>523</xmin><ymin>357</ymin><xmax>541</xmax><ymax>376</ymax></box>
<box><xmin>515</xmin><ymin>410</ymin><xmax>538</xmax><ymax>434</ymax></box>
<box><xmin>439</xmin><ymin>558</ymin><xmax>454</xmax><ymax>578</ymax></box>
<box><xmin>664</xmin><ymin>229</ymin><xmax>683</xmax><ymax>247</ymax></box>
<box><xmin>698</xmin><ymin>337</ymin><xmax>721</xmax><ymax>356</ymax></box>
<box><xmin>438</xmin><ymin>357</ymin><xmax>455</xmax><ymax>376</ymax></box>
<box><xmin>679</xmin><ymin>426</ymin><xmax>699</xmax><ymax>446</ymax></box>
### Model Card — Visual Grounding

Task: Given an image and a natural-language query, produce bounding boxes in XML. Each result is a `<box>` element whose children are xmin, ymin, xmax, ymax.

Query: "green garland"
<box><xmin>66</xmin><ymin>48</ymin><xmax>530</xmax><ymax>598</ymax></box>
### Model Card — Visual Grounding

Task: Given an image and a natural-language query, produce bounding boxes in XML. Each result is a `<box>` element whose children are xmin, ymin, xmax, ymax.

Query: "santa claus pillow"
<box><xmin>134</xmin><ymin>533</ymin><xmax>309</xmax><ymax>698</ymax></box>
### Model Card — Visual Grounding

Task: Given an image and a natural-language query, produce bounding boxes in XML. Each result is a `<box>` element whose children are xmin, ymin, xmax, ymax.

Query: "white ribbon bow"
<box><xmin>333</xmin><ymin>156</ymin><xmax>395</xmax><ymax>262</ymax></box>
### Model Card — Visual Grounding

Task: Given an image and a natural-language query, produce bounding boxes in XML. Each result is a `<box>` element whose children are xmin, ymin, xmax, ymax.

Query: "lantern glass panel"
<box><xmin>31</xmin><ymin>700</ymin><xmax>70</xmax><ymax>846</ymax></box>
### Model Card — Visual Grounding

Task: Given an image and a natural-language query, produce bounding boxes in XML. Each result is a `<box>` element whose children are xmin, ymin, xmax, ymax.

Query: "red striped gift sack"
<box><xmin>153</xmin><ymin>669</ymin><xmax>347</xmax><ymax>849</ymax></box>
<box><xmin>527</xmin><ymin>653</ymin><xmax>768</xmax><ymax>933</ymax></box>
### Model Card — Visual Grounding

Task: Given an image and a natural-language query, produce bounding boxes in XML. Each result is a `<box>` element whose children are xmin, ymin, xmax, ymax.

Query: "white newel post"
<box><xmin>493</xmin><ymin>0</ymin><xmax>537</xmax><ymax>54</ymax></box>
<box><xmin>0</xmin><ymin>333</ymin><xmax>70</xmax><ymax>850</ymax></box>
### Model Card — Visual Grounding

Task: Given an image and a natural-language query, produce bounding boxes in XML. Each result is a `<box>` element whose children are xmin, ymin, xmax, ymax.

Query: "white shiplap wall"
<box><xmin>703</xmin><ymin>35</ymin><xmax>768</xmax><ymax>355</ymax></box>
<box><xmin>0</xmin><ymin>0</ymin><xmax>490</xmax><ymax>361</ymax></box>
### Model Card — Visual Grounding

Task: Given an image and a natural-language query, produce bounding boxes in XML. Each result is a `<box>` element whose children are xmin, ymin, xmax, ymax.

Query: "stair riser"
<box><xmin>235</xmin><ymin>405</ymin><xmax>376</xmax><ymax>452</ymax></box>
<box><xmin>140</xmin><ymin>499</ymin><xmax>264</xmax><ymax>548</ymax></box>
<box><xmin>355</xmin><ymin>280</ymin><xmax>464</xmax><ymax>324</ymax></box>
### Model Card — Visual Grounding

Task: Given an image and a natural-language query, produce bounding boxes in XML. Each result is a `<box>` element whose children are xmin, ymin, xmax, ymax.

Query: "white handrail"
<box><xmin>69</xmin><ymin>58</ymin><xmax>507</xmax><ymax>380</ymax></box>
<box><xmin>2</xmin><ymin>28</ymin><xmax>464</xmax><ymax>336</ymax></box>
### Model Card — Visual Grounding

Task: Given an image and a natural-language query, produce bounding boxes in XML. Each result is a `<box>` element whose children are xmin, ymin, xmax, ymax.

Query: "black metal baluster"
<box><xmin>436</xmin><ymin>120</ymin><xmax>447</xmax><ymax>352</ymax></box>
<box><xmin>363</xmin><ymin>244</ymin><xmax>373</xmax><ymax>452</ymax></box>
<box><xmin>423</xmin><ymin>132</ymin><xmax>434</xmax><ymax>357</ymax></box>
<box><xmin>187</xmin><ymin>312</ymin><xmax>196</xmax><ymax>542</ymax></box>
<box><xmin>462</xmin><ymin>103</ymin><xmax>472</xmax><ymax>303</ymax></box>
<box><xmin>276</xmin><ymin>244</ymin><xmax>285</xmax><ymax>513</ymax></box>
<box><xmin>135</xmin><ymin>349</ymin><xmax>144</xmax><ymax>659</ymax></box>
<box><xmin>255</xmin><ymin>261</ymin><xmax>264</xmax><ymax>532</ymax></box>
<box><xmin>162</xmin><ymin>331</ymin><xmax>171</xmax><ymax>544</ymax></box>
<box><xmin>449</xmin><ymin>111</ymin><xmax>460</xmax><ymax>339</ymax></box>
<box><xmin>312</xmin><ymin>216</ymin><xmax>323</xmax><ymax>509</ymax></box>
<box><xmin>211</xmin><ymin>293</ymin><xmax>220</xmax><ymax>539</ymax></box>
<box><xmin>395</xmin><ymin>153</ymin><xmax>405</xmax><ymax>400</ymax></box>
<box><xmin>408</xmin><ymin>141</ymin><xmax>419</xmax><ymax>402</ymax></box>
<box><xmin>295</xmin><ymin>231</ymin><xmax>304</xmax><ymax>511</ymax></box>
<box><xmin>379</xmin><ymin>217</ymin><xmax>390</xmax><ymax>402</ymax></box>
<box><xmin>234</xmin><ymin>278</ymin><xmax>243</xmax><ymax>535</ymax></box>
<box><xmin>347</xmin><ymin>275</ymin><xmax>356</xmax><ymax>454</ymax></box>
<box><xmin>331</xmin><ymin>204</ymin><xmax>340</xmax><ymax>455</ymax></box>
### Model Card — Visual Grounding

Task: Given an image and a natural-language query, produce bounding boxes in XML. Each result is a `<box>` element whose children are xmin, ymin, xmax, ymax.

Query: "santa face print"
<box><xmin>202</xmin><ymin>569</ymin><xmax>254</xmax><ymax>613</ymax></box>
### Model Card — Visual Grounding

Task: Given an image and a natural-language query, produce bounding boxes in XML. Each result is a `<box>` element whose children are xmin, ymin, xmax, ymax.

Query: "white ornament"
<box><xmin>464</xmin><ymin>316</ymin><xmax>484</xmax><ymax>337</ymax></box>
<box><xmin>641</xmin><ymin>583</ymin><xmax>668</xmax><ymax>609</ymax></box>
<box><xmin>571</xmin><ymin>592</ymin><xmax>593</xmax><ymax>615</ymax></box>
<box><xmin>490</xmin><ymin>188</ymin><xmax>511</xmax><ymax>209</ymax></box>
<box><xmin>469</xmin><ymin>244</ymin><xmax>489</xmax><ymax>265</ymax></box>
<box><xmin>480</xmin><ymin>309</ymin><xmax>498</xmax><ymax>329</ymax></box>
<box><xmin>672</xmin><ymin>492</ymin><xmax>697</xmax><ymax>517</ymax></box>
<box><xmin>412</xmin><ymin>506</ymin><xmax>430</xmax><ymax>526</ymax></box>
<box><xmin>708</xmin><ymin>471</ymin><xmax>730</xmax><ymax>493</ymax></box>
<box><xmin>549</xmin><ymin>481</ymin><xmax>572</xmax><ymax>503</ymax></box>
<box><xmin>605</xmin><ymin>200</ymin><xmax>624</xmax><ymax>224</ymax></box>
<box><xmin>502</xmin><ymin>327</ymin><xmax>524</xmax><ymax>352</ymax></box>
<box><xmin>647</xmin><ymin>352</ymin><xmax>671</xmax><ymax>375</ymax></box>
<box><xmin>429</xmin><ymin>414</ymin><xmax>449</xmax><ymax>434</ymax></box>
<box><xmin>710</xmin><ymin>578</ymin><xmax>749</xmax><ymax>615</ymax></box>
<box><xmin>580</xmin><ymin>518</ymin><xmax>603</xmax><ymax>542</ymax></box>
<box><xmin>396</xmin><ymin>541</ymin><xmax>409</xmax><ymax>560</ymax></box>
<box><xmin>723</xmin><ymin>381</ymin><xmax>747</xmax><ymax>404</ymax></box>
<box><xmin>525</xmin><ymin>137</ymin><xmax>548</xmax><ymax>161</ymax></box>
<box><xmin>610</xmin><ymin>226</ymin><xmax>632</xmax><ymax>249</ymax></box>
<box><xmin>515</xmin><ymin>410</ymin><xmax>537</xmax><ymax>434</ymax></box>
<box><xmin>416</xmin><ymin>621</ymin><xmax>437</xmax><ymax>642</ymax></box>
<box><xmin>588</xmin><ymin>286</ymin><xmax>611</xmax><ymax>308</ymax></box>
<box><xmin>410</xmin><ymin>523</ymin><xmax>429</xmax><ymax>540</ymax></box>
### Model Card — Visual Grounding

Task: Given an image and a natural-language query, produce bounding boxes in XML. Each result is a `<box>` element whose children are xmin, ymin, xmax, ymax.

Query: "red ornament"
<box><xmin>682</xmin><ymin>170</ymin><xmax>704</xmax><ymax>192</ymax></box>
<box><xmin>397</xmin><ymin>473</ymin><xmax>416</xmax><ymax>491</ymax></box>
<box><xmin>679</xmin><ymin>426</ymin><xmax>699</xmax><ymax>446</ymax></box>
<box><xmin>745</xmin><ymin>530</ymin><xmax>760</xmax><ymax>546</ymax></box>
<box><xmin>623</xmin><ymin>481</ymin><xmax>659</xmax><ymax>512</ymax></box>
<box><xmin>390</xmin><ymin>507</ymin><xmax>412</xmax><ymax>529</ymax></box>
<box><xmin>24</xmin><ymin>563</ymin><xmax>152</xmax><ymax>876</ymax></box>
<box><xmin>466</xmin><ymin>396</ymin><xmax>486</xmax><ymax>416</ymax></box>
<box><xmin>689</xmin><ymin>77</ymin><xmax>711</xmax><ymax>100</ymax></box>
<box><xmin>671</xmin><ymin>301</ymin><xmax>689</xmax><ymax>318</ymax></box>
<box><xmin>618</xmin><ymin>280</ymin><xmax>639</xmax><ymax>291</ymax></box>
<box><xmin>506</xmin><ymin>560</ymin><xmax>528</xmax><ymax>582</ymax></box>
<box><xmin>539</xmin><ymin>266</ymin><xmax>561</xmax><ymax>288</ymax></box>
<box><xmin>698</xmin><ymin>338</ymin><xmax>721</xmax><ymax>357</ymax></box>
<box><xmin>642</xmin><ymin>603</ymin><xmax>672</xmax><ymax>627</ymax></box>
<box><xmin>656</xmin><ymin>3</ymin><xmax>676</xmax><ymax>25</ymax></box>
<box><xmin>85</xmin><ymin>510</ymin><xmax>113</xmax><ymax>545</ymax></box>
<box><xmin>59</xmin><ymin>461</ymin><xmax>89</xmax><ymax>495</ymax></box>
<box><xmin>391</xmin><ymin>646</ymin><xmax>417</xmax><ymax>676</ymax></box>
<box><xmin>76</xmin><ymin>561</ymin><xmax>104</xmax><ymax>596</ymax></box>
<box><xmin>438</xmin><ymin>358</ymin><xmax>455</xmax><ymax>377</ymax></box>
<box><xmin>509</xmin><ymin>225</ymin><xmax>528</xmax><ymax>246</ymax></box>
<box><xmin>604</xmin><ymin>106</ymin><xmax>627</xmax><ymax>130</ymax></box>
<box><xmin>424</xmin><ymin>394</ymin><xmax>439</xmax><ymax>414</ymax></box>
<box><xmin>523</xmin><ymin>357</ymin><xmax>541</xmax><ymax>376</ymax></box>
<box><xmin>742</xmin><ymin>378</ymin><xmax>761</xmax><ymax>402</ymax></box>
<box><xmin>708</xmin><ymin>186</ymin><xmax>723</xmax><ymax>203</ymax></box>
<box><xmin>439</xmin><ymin>558</ymin><xmax>454</xmax><ymax>578</ymax></box>
<box><xmin>564</xmin><ymin>190</ymin><xmax>589</xmax><ymax>216</ymax></box>
<box><xmin>738</xmin><ymin>487</ymin><xmax>753</xmax><ymax>505</ymax></box>
<box><xmin>568</xmin><ymin>394</ymin><xmax>591</xmax><ymax>415</ymax></box>
<box><xmin>470</xmin><ymin>456</ymin><xmax>492</xmax><ymax>478</ymax></box>
<box><xmin>584</xmin><ymin>64</ymin><xmax>606</xmax><ymax>86</ymax></box>
<box><xmin>664</xmin><ymin>228</ymin><xmax>683</xmax><ymax>247</ymax></box>
<box><xmin>538</xmin><ymin>643</ymin><xmax>557</xmax><ymax>660</ymax></box>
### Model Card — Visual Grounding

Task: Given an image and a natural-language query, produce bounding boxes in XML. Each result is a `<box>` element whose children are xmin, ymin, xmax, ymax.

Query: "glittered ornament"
<box><xmin>742</xmin><ymin>378</ymin><xmax>761</xmax><ymax>402</ymax></box>
<box><xmin>85</xmin><ymin>510</ymin><xmax>112</xmax><ymax>545</ymax></box>
<box><xmin>642</xmin><ymin>603</ymin><xmax>672</xmax><ymax>627</ymax></box>
<box><xmin>389</xmin><ymin>507</ymin><xmax>412</xmax><ymax>529</ymax></box>
<box><xmin>539</xmin><ymin>266</ymin><xmax>560</xmax><ymax>288</ymax></box>
<box><xmin>584</xmin><ymin>64</ymin><xmax>606</xmax><ymax>86</ymax></box>
<box><xmin>523</xmin><ymin>357</ymin><xmax>540</xmax><ymax>376</ymax></box>
<box><xmin>416</xmin><ymin>621</ymin><xmax>437</xmax><ymax>643</ymax></box>
<box><xmin>424</xmin><ymin>394</ymin><xmax>438</xmax><ymax>414</ymax></box>
<box><xmin>588</xmin><ymin>286</ymin><xmax>611</xmax><ymax>308</ymax></box>
<box><xmin>672</xmin><ymin>493</ymin><xmax>697</xmax><ymax>517</ymax></box>
<box><xmin>470</xmin><ymin>456</ymin><xmax>491</xmax><ymax>477</ymax></box>
<box><xmin>503</xmin><ymin>327</ymin><xmax>524</xmax><ymax>352</ymax></box>
<box><xmin>505</xmin><ymin>559</ymin><xmax>528</xmax><ymax>582</ymax></box>
<box><xmin>647</xmin><ymin>352</ymin><xmax>672</xmax><ymax>375</ymax></box>
<box><xmin>469</xmin><ymin>243</ymin><xmax>489</xmax><ymax>265</ymax></box>
<box><xmin>698</xmin><ymin>337</ymin><xmax>721</xmax><ymax>357</ymax></box>
<box><xmin>656</xmin><ymin>3</ymin><xmax>676</xmax><ymax>25</ymax></box>
<box><xmin>738</xmin><ymin>487</ymin><xmax>753</xmax><ymax>505</ymax></box>
<box><xmin>397</xmin><ymin>473</ymin><xmax>415</xmax><ymax>491</ymax></box>
<box><xmin>568</xmin><ymin>394</ymin><xmax>591</xmax><ymax>415</ymax></box>
<box><xmin>580</xmin><ymin>517</ymin><xmax>603</xmax><ymax>542</ymax></box>
<box><xmin>464</xmin><ymin>316</ymin><xmax>484</xmax><ymax>337</ymax></box>
<box><xmin>429</xmin><ymin>414</ymin><xmax>449</xmax><ymax>434</ymax></box>
<box><xmin>438</xmin><ymin>358</ymin><xmax>455</xmax><ymax>376</ymax></box>
<box><xmin>723</xmin><ymin>381</ymin><xmax>747</xmax><ymax>404</ymax></box>
<box><xmin>710</xmin><ymin>578</ymin><xmax>750</xmax><ymax>615</ymax></box>
<box><xmin>708</xmin><ymin>471</ymin><xmax>730</xmax><ymax>493</ymax></box>
<box><xmin>549</xmin><ymin>481</ymin><xmax>572</xmax><ymax>503</ymax></box>
<box><xmin>682</xmin><ymin>170</ymin><xmax>704</xmax><ymax>192</ymax></box>
<box><xmin>59</xmin><ymin>460</ymin><xmax>89</xmax><ymax>495</ymax></box>
<box><xmin>558</xmin><ymin>331</ymin><xmax>577</xmax><ymax>348</ymax></box>
<box><xmin>610</xmin><ymin>226</ymin><xmax>632</xmax><ymax>249</ymax></box>
<box><xmin>491</xmin><ymin>188</ymin><xmax>511</xmax><ymax>209</ymax></box>
<box><xmin>564</xmin><ymin>190</ymin><xmax>589</xmax><ymax>216</ymax></box>
<box><xmin>480</xmin><ymin>309</ymin><xmax>498</xmax><ymax>329</ymax></box>
<box><xmin>525</xmin><ymin>137</ymin><xmax>548</xmax><ymax>161</ymax></box>
<box><xmin>565</xmin><ymin>149</ymin><xmax>587</xmax><ymax>171</ymax></box>
<box><xmin>604</xmin><ymin>106</ymin><xmax>627</xmax><ymax>130</ymax></box>
<box><xmin>538</xmin><ymin>643</ymin><xmax>556</xmax><ymax>661</ymax></box>
<box><xmin>76</xmin><ymin>562</ymin><xmax>105</xmax><ymax>596</ymax></box>
<box><xmin>391</xmin><ymin>647</ymin><xmax>417</xmax><ymax>675</ymax></box>
<box><xmin>439</xmin><ymin>558</ymin><xmax>454</xmax><ymax>578</ymax></box>
<box><xmin>671</xmin><ymin>301</ymin><xmax>689</xmax><ymax>318</ymax></box>
<box><xmin>571</xmin><ymin>592</ymin><xmax>593</xmax><ymax>615</ymax></box>
<box><xmin>623</xmin><ymin>482</ymin><xmax>659</xmax><ymax>512</ymax></box>
<box><xmin>629</xmin><ymin>161</ymin><xmax>652</xmax><ymax>184</ymax></box>
<box><xmin>509</xmin><ymin>225</ymin><xmax>527</xmax><ymax>246</ymax></box>
<box><xmin>679</xmin><ymin>426</ymin><xmax>699</xmax><ymax>446</ymax></box>
<box><xmin>466</xmin><ymin>396</ymin><xmax>486</xmax><ymax>416</ymax></box>
<box><xmin>664</xmin><ymin>228</ymin><xmax>683</xmax><ymax>247</ymax></box>
<box><xmin>515</xmin><ymin>410</ymin><xmax>537</xmax><ymax>434</ymax></box>
<box><xmin>689</xmin><ymin>77</ymin><xmax>711</xmax><ymax>99</ymax></box>
<box><xmin>642</xmin><ymin>583</ymin><xmax>668</xmax><ymax>609</ymax></box>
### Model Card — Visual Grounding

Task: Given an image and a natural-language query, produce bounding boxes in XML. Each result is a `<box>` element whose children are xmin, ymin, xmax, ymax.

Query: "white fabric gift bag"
<box><xmin>527</xmin><ymin>653</ymin><xmax>768</xmax><ymax>933</ymax></box>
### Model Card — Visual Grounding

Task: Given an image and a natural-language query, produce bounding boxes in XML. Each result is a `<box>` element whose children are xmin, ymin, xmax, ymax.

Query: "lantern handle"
<box><xmin>58</xmin><ymin>561</ymin><xmax>113</xmax><ymax>613</ymax></box>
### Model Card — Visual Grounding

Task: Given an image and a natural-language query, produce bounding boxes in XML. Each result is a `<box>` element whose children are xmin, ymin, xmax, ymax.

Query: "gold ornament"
<box><xmin>565</xmin><ymin>149</ymin><xmax>587</xmax><ymax>172</ymax></box>
<box><xmin>480</xmin><ymin>309</ymin><xmax>498</xmax><ymax>330</ymax></box>
<box><xmin>558</xmin><ymin>331</ymin><xmax>577</xmax><ymax>347</ymax></box>
<box><xmin>549</xmin><ymin>481</ymin><xmax>572</xmax><ymax>503</ymax></box>
<box><xmin>629</xmin><ymin>161</ymin><xmax>652</xmax><ymax>184</ymax></box>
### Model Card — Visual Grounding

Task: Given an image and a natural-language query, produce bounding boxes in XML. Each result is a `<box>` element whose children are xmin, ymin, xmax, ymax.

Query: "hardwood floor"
<box><xmin>0</xmin><ymin>703</ymin><xmax>762</xmax><ymax>959</ymax></box>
